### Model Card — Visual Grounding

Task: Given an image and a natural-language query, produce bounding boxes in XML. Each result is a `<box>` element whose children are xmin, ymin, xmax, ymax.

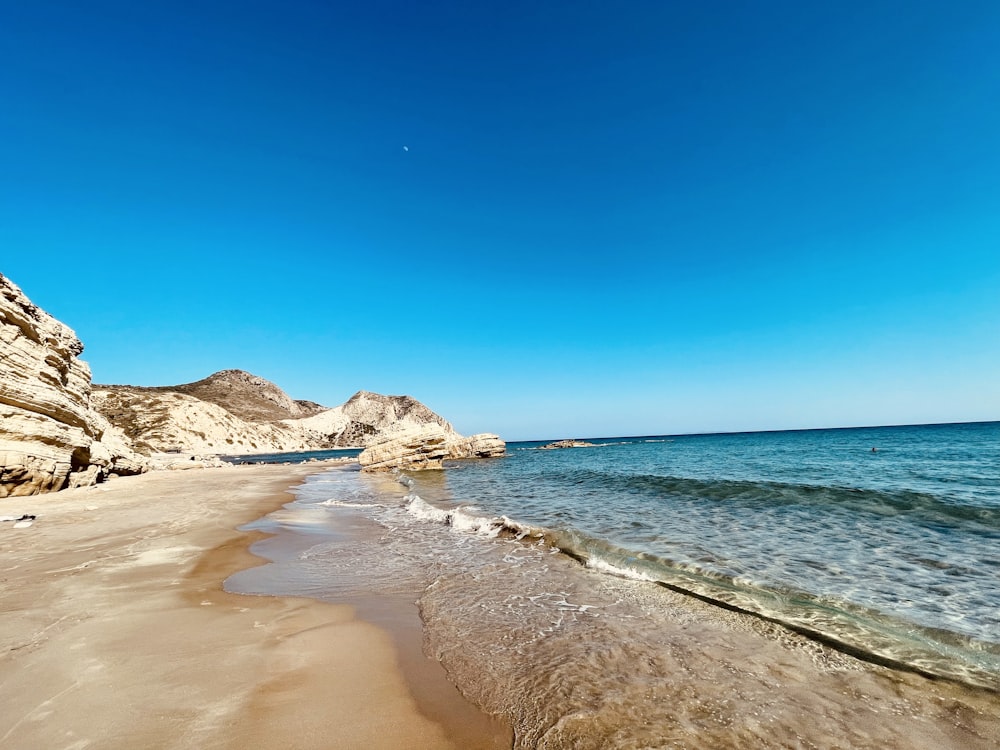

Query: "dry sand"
<box><xmin>0</xmin><ymin>463</ymin><xmax>507</xmax><ymax>749</ymax></box>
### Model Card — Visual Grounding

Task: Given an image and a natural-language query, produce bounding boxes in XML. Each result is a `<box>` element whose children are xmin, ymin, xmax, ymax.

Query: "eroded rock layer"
<box><xmin>0</xmin><ymin>274</ymin><xmax>147</xmax><ymax>496</ymax></box>
<box><xmin>359</xmin><ymin>426</ymin><xmax>453</xmax><ymax>472</ymax></box>
<box><xmin>447</xmin><ymin>433</ymin><xmax>507</xmax><ymax>460</ymax></box>
<box><xmin>359</xmin><ymin>427</ymin><xmax>506</xmax><ymax>472</ymax></box>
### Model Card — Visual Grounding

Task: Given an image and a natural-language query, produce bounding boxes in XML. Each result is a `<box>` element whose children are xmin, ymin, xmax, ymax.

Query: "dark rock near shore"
<box><xmin>539</xmin><ymin>439</ymin><xmax>599</xmax><ymax>450</ymax></box>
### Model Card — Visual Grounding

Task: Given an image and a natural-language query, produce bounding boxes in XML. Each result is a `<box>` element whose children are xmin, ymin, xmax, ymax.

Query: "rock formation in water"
<box><xmin>446</xmin><ymin>432</ymin><xmax>507</xmax><ymax>460</ymax></box>
<box><xmin>358</xmin><ymin>426</ymin><xmax>506</xmax><ymax>472</ymax></box>
<box><xmin>0</xmin><ymin>274</ymin><xmax>147</xmax><ymax>496</ymax></box>
<box><xmin>358</xmin><ymin>425</ymin><xmax>453</xmax><ymax>472</ymax></box>
<box><xmin>539</xmin><ymin>439</ymin><xmax>599</xmax><ymax>449</ymax></box>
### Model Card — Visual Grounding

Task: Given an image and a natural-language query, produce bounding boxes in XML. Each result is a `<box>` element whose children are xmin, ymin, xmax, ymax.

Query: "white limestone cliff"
<box><xmin>0</xmin><ymin>274</ymin><xmax>147</xmax><ymax>496</ymax></box>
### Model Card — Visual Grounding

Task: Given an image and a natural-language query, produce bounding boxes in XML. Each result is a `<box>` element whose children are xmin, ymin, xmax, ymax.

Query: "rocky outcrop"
<box><xmin>88</xmin><ymin>414</ymin><xmax>149</xmax><ymax>477</ymax></box>
<box><xmin>358</xmin><ymin>426</ymin><xmax>452</xmax><ymax>472</ymax></box>
<box><xmin>447</xmin><ymin>433</ymin><xmax>507</xmax><ymax>460</ymax></box>
<box><xmin>359</xmin><ymin>427</ymin><xmax>506</xmax><ymax>472</ymax></box>
<box><xmin>539</xmin><ymin>439</ymin><xmax>599</xmax><ymax>450</ymax></box>
<box><xmin>291</xmin><ymin>390</ymin><xmax>455</xmax><ymax>447</ymax></box>
<box><xmin>0</xmin><ymin>274</ymin><xmax>147</xmax><ymax>496</ymax></box>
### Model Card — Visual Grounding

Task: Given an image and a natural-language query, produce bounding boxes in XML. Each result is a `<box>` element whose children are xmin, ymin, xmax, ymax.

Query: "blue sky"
<box><xmin>2</xmin><ymin>1</ymin><xmax>999</xmax><ymax>440</ymax></box>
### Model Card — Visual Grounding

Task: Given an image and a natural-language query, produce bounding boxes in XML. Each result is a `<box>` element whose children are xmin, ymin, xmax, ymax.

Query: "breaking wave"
<box><xmin>397</xmin><ymin>481</ymin><xmax>1000</xmax><ymax>691</ymax></box>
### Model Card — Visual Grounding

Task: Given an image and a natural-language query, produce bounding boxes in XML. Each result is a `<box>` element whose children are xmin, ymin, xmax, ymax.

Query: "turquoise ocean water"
<box><xmin>464</xmin><ymin>423</ymin><xmax>1000</xmax><ymax>680</ymax></box>
<box><xmin>228</xmin><ymin>421</ymin><xmax>999</xmax><ymax>746</ymax></box>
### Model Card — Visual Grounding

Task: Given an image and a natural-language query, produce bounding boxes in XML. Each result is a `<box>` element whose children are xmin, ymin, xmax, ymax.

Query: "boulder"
<box><xmin>358</xmin><ymin>425</ymin><xmax>452</xmax><ymax>472</ymax></box>
<box><xmin>447</xmin><ymin>433</ymin><xmax>506</xmax><ymax>459</ymax></box>
<box><xmin>359</xmin><ymin>427</ymin><xmax>506</xmax><ymax>472</ymax></box>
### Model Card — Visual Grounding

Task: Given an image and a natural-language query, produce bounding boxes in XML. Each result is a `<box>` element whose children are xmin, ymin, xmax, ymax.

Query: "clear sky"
<box><xmin>2</xmin><ymin>1</ymin><xmax>999</xmax><ymax>441</ymax></box>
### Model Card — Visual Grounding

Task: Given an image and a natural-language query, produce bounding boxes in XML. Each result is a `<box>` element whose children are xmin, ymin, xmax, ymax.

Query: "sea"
<box><xmin>226</xmin><ymin>421</ymin><xmax>1000</xmax><ymax>748</ymax></box>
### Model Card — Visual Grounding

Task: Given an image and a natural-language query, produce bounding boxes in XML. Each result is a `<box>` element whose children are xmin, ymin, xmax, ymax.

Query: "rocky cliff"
<box><xmin>1</xmin><ymin>273</ymin><xmax>505</xmax><ymax>496</ymax></box>
<box><xmin>0</xmin><ymin>274</ymin><xmax>147</xmax><ymax>496</ymax></box>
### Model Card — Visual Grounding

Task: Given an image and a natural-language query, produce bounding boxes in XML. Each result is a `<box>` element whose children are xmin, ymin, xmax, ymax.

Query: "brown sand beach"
<box><xmin>3</xmin><ymin>461</ymin><xmax>999</xmax><ymax>750</ymax></box>
<box><xmin>0</xmin><ymin>462</ymin><xmax>509</xmax><ymax>750</ymax></box>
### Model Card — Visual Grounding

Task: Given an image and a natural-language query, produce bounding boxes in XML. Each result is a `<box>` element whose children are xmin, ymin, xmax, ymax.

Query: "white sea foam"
<box><xmin>319</xmin><ymin>498</ymin><xmax>380</xmax><ymax>508</ymax></box>
<box><xmin>404</xmin><ymin>492</ymin><xmax>453</xmax><ymax>523</ymax></box>
<box><xmin>403</xmin><ymin>493</ymin><xmax>531</xmax><ymax>539</ymax></box>
<box><xmin>586</xmin><ymin>556</ymin><xmax>657</xmax><ymax>582</ymax></box>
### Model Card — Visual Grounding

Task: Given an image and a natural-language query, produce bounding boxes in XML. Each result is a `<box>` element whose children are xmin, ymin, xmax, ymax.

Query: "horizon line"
<box><xmin>514</xmin><ymin>419</ymin><xmax>1000</xmax><ymax>444</ymax></box>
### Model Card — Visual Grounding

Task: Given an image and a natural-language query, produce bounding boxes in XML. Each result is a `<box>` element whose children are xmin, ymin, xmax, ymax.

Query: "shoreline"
<box><xmin>0</xmin><ymin>463</ymin><xmax>507</xmax><ymax>749</ymax></box>
<box><xmin>5</xmin><ymin>458</ymin><xmax>997</xmax><ymax>748</ymax></box>
<box><xmin>251</xmin><ymin>464</ymin><xmax>1000</xmax><ymax>749</ymax></box>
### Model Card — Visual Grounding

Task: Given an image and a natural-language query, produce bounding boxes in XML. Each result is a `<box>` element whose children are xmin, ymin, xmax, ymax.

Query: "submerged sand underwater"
<box><xmin>231</xmin><ymin>465</ymin><xmax>1000</xmax><ymax>749</ymax></box>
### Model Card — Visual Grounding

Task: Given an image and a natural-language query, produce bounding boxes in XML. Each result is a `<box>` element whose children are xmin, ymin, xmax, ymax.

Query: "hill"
<box><xmin>91</xmin><ymin>374</ymin><xmax>465</xmax><ymax>456</ymax></box>
<box><xmin>97</xmin><ymin>369</ymin><xmax>327</xmax><ymax>423</ymax></box>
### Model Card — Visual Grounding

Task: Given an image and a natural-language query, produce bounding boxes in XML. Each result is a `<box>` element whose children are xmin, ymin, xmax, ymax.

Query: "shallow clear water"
<box><xmin>439</xmin><ymin>423</ymin><xmax>1000</xmax><ymax>683</ymax></box>
<box><xmin>219</xmin><ymin>447</ymin><xmax>361</xmax><ymax>464</ymax></box>
<box><xmin>228</xmin><ymin>421</ymin><xmax>1000</xmax><ymax>748</ymax></box>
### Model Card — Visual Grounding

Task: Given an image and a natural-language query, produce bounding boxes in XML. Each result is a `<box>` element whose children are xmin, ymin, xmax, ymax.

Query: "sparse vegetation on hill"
<box><xmin>97</xmin><ymin>369</ymin><xmax>327</xmax><ymax>423</ymax></box>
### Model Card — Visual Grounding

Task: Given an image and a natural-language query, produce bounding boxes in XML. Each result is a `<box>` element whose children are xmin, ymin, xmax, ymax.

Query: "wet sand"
<box><xmin>0</xmin><ymin>463</ymin><xmax>509</xmax><ymax>749</ymax></box>
<box><xmin>233</xmin><ymin>468</ymin><xmax>1000</xmax><ymax>749</ymax></box>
